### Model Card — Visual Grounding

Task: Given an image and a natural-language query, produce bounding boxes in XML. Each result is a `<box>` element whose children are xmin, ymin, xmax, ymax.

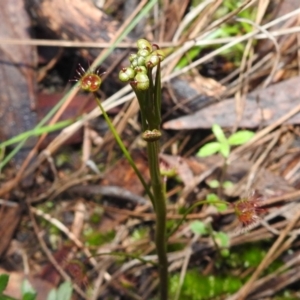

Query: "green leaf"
<box><xmin>214</xmin><ymin>231</ymin><xmax>230</xmax><ymax>248</ymax></box>
<box><xmin>207</xmin><ymin>194</ymin><xmax>227</xmax><ymax>212</ymax></box>
<box><xmin>56</xmin><ymin>281</ymin><xmax>72</xmax><ymax>300</ymax></box>
<box><xmin>219</xmin><ymin>143</ymin><xmax>230</xmax><ymax>158</ymax></box>
<box><xmin>212</xmin><ymin>124</ymin><xmax>227</xmax><ymax>144</ymax></box>
<box><xmin>216</xmin><ymin>202</ymin><xmax>228</xmax><ymax>212</ymax></box>
<box><xmin>227</xmin><ymin>130</ymin><xmax>254</xmax><ymax>146</ymax></box>
<box><xmin>222</xmin><ymin>181</ymin><xmax>234</xmax><ymax>188</ymax></box>
<box><xmin>22</xmin><ymin>292</ymin><xmax>36</xmax><ymax>300</ymax></box>
<box><xmin>207</xmin><ymin>180</ymin><xmax>220</xmax><ymax>188</ymax></box>
<box><xmin>190</xmin><ymin>221</ymin><xmax>208</xmax><ymax>235</ymax></box>
<box><xmin>21</xmin><ymin>280</ymin><xmax>35</xmax><ymax>298</ymax></box>
<box><xmin>197</xmin><ymin>142</ymin><xmax>220</xmax><ymax>157</ymax></box>
<box><xmin>176</xmin><ymin>46</ymin><xmax>201</xmax><ymax>69</ymax></box>
<box><xmin>221</xmin><ymin>249</ymin><xmax>230</xmax><ymax>257</ymax></box>
<box><xmin>46</xmin><ymin>289</ymin><xmax>57</xmax><ymax>300</ymax></box>
<box><xmin>0</xmin><ymin>274</ymin><xmax>9</xmax><ymax>294</ymax></box>
<box><xmin>206</xmin><ymin>193</ymin><xmax>219</xmax><ymax>202</ymax></box>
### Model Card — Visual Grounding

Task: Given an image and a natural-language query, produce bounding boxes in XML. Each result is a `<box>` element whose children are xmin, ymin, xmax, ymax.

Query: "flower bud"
<box><xmin>129</xmin><ymin>53</ymin><xmax>138</xmax><ymax>62</ymax></box>
<box><xmin>145</xmin><ymin>49</ymin><xmax>165</xmax><ymax>68</ymax></box>
<box><xmin>137</xmin><ymin>49</ymin><xmax>150</xmax><ymax>57</ymax></box>
<box><xmin>119</xmin><ymin>67</ymin><xmax>135</xmax><ymax>82</ymax></box>
<box><xmin>131</xmin><ymin>58</ymin><xmax>138</xmax><ymax>68</ymax></box>
<box><xmin>145</xmin><ymin>55</ymin><xmax>159</xmax><ymax>68</ymax></box>
<box><xmin>134</xmin><ymin>73</ymin><xmax>149</xmax><ymax>90</ymax></box>
<box><xmin>134</xmin><ymin>66</ymin><xmax>147</xmax><ymax>74</ymax></box>
<box><xmin>152</xmin><ymin>49</ymin><xmax>165</xmax><ymax>61</ymax></box>
<box><xmin>136</xmin><ymin>56</ymin><xmax>146</xmax><ymax>66</ymax></box>
<box><xmin>137</xmin><ymin>39</ymin><xmax>152</xmax><ymax>52</ymax></box>
<box><xmin>142</xmin><ymin>129</ymin><xmax>162</xmax><ymax>142</ymax></box>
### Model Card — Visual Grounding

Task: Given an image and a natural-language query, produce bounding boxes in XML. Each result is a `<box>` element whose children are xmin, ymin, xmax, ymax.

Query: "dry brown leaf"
<box><xmin>163</xmin><ymin>76</ymin><xmax>300</xmax><ymax>129</ymax></box>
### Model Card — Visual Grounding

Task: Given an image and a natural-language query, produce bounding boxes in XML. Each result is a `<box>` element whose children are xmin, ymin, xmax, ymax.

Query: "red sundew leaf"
<box><xmin>231</xmin><ymin>190</ymin><xmax>268</xmax><ymax>235</ymax></box>
<box><xmin>65</xmin><ymin>260</ymin><xmax>88</xmax><ymax>287</ymax></box>
<box><xmin>71</xmin><ymin>63</ymin><xmax>104</xmax><ymax>92</ymax></box>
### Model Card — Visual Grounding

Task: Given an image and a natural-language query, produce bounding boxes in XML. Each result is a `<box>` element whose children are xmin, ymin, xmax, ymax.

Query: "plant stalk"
<box><xmin>147</xmin><ymin>140</ymin><xmax>168</xmax><ymax>300</ymax></box>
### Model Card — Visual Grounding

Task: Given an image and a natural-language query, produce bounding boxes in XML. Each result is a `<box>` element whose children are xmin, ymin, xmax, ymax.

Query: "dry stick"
<box><xmin>1</xmin><ymin>27</ymin><xmax>300</xmax><ymax>49</ymax></box>
<box><xmin>237</xmin><ymin>16</ymin><xmax>281</xmax><ymax>89</ymax></box>
<box><xmin>188</xmin><ymin>0</ymin><xmax>223</xmax><ymax>39</ymax></box>
<box><xmin>233</xmin><ymin>0</ymin><xmax>273</xmax><ymax>129</ymax></box>
<box><xmin>246</xmin><ymin>129</ymin><xmax>280</xmax><ymax>191</ymax></box>
<box><xmin>229</xmin><ymin>208</ymin><xmax>300</xmax><ymax>300</ymax></box>
<box><xmin>172</xmin><ymin>0</ymin><xmax>215</xmax><ymax>42</ymax></box>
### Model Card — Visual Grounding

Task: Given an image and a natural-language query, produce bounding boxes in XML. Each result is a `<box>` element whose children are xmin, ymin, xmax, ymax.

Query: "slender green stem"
<box><xmin>217</xmin><ymin>158</ymin><xmax>228</xmax><ymax>198</ymax></box>
<box><xmin>147</xmin><ymin>141</ymin><xmax>168</xmax><ymax>300</ymax></box>
<box><xmin>0</xmin><ymin>141</ymin><xmax>25</xmax><ymax>173</ymax></box>
<box><xmin>132</xmin><ymin>87</ymin><xmax>148</xmax><ymax>132</ymax></box>
<box><xmin>154</xmin><ymin>63</ymin><xmax>162</xmax><ymax>125</ymax></box>
<box><xmin>168</xmin><ymin>200</ymin><xmax>230</xmax><ymax>238</ymax></box>
<box><xmin>206</xmin><ymin>223</ymin><xmax>221</xmax><ymax>255</ymax></box>
<box><xmin>94</xmin><ymin>96</ymin><xmax>155</xmax><ymax>206</ymax></box>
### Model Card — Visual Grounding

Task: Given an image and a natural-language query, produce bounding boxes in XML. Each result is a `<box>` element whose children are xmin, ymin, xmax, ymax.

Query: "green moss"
<box><xmin>169</xmin><ymin>270</ymin><xmax>242</xmax><ymax>299</ymax></box>
<box><xmin>89</xmin><ymin>208</ymin><xmax>104</xmax><ymax>224</ymax></box>
<box><xmin>131</xmin><ymin>227</ymin><xmax>149</xmax><ymax>241</ymax></box>
<box><xmin>84</xmin><ymin>230</ymin><xmax>115</xmax><ymax>247</ymax></box>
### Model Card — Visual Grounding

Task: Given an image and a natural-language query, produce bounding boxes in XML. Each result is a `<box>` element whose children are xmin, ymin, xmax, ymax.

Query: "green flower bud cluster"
<box><xmin>119</xmin><ymin>39</ymin><xmax>165</xmax><ymax>91</ymax></box>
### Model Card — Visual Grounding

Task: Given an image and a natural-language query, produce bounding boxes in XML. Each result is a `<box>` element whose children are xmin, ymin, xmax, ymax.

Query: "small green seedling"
<box><xmin>197</xmin><ymin>124</ymin><xmax>254</xmax><ymax>158</ymax></box>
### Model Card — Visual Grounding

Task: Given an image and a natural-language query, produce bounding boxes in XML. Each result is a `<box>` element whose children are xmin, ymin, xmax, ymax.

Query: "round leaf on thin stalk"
<box><xmin>212</xmin><ymin>124</ymin><xmax>227</xmax><ymax>144</ymax></box>
<box><xmin>197</xmin><ymin>142</ymin><xmax>221</xmax><ymax>157</ymax></box>
<box><xmin>228</xmin><ymin>130</ymin><xmax>255</xmax><ymax>145</ymax></box>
